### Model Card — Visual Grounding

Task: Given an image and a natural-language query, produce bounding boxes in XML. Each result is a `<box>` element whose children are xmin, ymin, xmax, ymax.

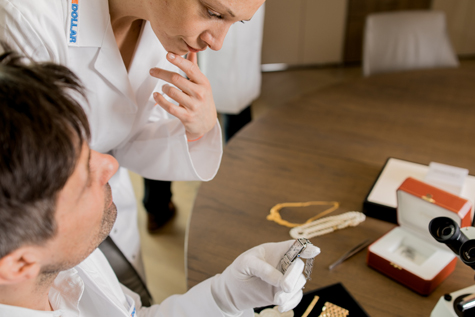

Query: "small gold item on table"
<box><xmin>301</xmin><ymin>295</ymin><xmax>319</xmax><ymax>317</ymax></box>
<box><xmin>318</xmin><ymin>302</ymin><xmax>349</xmax><ymax>317</ymax></box>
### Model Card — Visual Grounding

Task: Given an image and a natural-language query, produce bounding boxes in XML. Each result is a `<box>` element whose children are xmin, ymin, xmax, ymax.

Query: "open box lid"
<box><xmin>364</xmin><ymin>158</ymin><xmax>475</xmax><ymax>224</ymax></box>
<box><xmin>397</xmin><ymin>177</ymin><xmax>472</xmax><ymax>248</ymax></box>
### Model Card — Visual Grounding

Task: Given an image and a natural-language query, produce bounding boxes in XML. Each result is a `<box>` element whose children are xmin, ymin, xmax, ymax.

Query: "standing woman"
<box><xmin>0</xmin><ymin>0</ymin><xmax>264</xmax><ymax>304</ymax></box>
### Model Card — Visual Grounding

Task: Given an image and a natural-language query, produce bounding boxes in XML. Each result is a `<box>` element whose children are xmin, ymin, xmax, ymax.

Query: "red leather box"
<box><xmin>366</xmin><ymin>177</ymin><xmax>472</xmax><ymax>295</ymax></box>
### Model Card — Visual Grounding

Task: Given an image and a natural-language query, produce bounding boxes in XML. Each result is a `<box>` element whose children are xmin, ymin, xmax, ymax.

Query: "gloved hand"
<box><xmin>210</xmin><ymin>240</ymin><xmax>320</xmax><ymax>316</ymax></box>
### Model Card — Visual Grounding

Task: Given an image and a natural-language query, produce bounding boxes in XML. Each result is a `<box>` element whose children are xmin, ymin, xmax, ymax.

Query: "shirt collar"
<box><xmin>49</xmin><ymin>267</ymin><xmax>85</xmax><ymax>316</ymax></box>
<box><xmin>0</xmin><ymin>267</ymin><xmax>86</xmax><ymax>317</ymax></box>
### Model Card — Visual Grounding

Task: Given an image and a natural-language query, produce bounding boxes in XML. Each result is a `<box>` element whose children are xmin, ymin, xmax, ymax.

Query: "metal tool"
<box><xmin>328</xmin><ymin>239</ymin><xmax>372</xmax><ymax>270</ymax></box>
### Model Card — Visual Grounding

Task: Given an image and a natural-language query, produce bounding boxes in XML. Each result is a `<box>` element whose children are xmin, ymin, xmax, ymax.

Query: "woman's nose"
<box><xmin>201</xmin><ymin>24</ymin><xmax>232</xmax><ymax>51</ymax></box>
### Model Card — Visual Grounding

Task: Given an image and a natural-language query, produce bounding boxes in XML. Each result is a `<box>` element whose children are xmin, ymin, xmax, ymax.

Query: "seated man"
<box><xmin>0</xmin><ymin>48</ymin><xmax>319</xmax><ymax>316</ymax></box>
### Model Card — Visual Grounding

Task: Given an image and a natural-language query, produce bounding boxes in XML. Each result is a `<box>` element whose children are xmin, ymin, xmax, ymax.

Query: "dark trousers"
<box><xmin>142</xmin><ymin>179</ymin><xmax>172</xmax><ymax>215</ymax></box>
<box><xmin>221</xmin><ymin>105</ymin><xmax>252</xmax><ymax>142</ymax></box>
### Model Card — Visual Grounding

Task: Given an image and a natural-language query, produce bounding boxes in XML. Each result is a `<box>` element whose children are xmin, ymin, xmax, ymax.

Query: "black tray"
<box><xmin>254</xmin><ymin>282</ymin><xmax>370</xmax><ymax>316</ymax></box>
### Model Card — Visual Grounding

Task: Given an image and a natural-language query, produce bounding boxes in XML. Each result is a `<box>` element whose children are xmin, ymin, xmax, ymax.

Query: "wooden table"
<box><xmin>187</xmin><ymin>65</ymin><xmax>475</xmax><ymax>316</ymax></box>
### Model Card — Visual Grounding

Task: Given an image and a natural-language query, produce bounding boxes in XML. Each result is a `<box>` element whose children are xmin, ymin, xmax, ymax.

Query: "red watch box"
<box><xmin>366</xmin><ymin>177</ymin><xmax>472</xmax><ymax>295</ymax></box>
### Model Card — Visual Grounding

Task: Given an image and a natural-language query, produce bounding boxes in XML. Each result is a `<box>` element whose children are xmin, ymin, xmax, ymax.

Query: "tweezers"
<box><xmin>328</xmin><ymin>239</ymin><xmax>372</xmax><ymax>270</ymax></box>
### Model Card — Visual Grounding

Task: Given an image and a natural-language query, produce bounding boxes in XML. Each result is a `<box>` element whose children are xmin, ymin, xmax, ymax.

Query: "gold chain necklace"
<box><xmin>267</xmin><ymin>201</ymin><xmax>340</xmax><ymax>228</ymax></box>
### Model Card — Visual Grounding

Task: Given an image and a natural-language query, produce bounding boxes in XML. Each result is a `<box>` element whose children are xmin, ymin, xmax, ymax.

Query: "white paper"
<box><xmin>425</xmin><ymin>162</ymin><xmax>468</xmax><ymax>195</ymax></box>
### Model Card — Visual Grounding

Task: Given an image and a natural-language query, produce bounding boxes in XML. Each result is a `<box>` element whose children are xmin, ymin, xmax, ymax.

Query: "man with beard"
<box><xmin>0</xmin><ymin>49</ymin><xmax>319</xmax><ymax>316</ymax></box>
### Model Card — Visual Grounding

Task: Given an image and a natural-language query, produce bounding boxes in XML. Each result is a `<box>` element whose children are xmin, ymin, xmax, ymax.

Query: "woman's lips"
<box><xmin>186</xmin><ymin>43</ymin><xmax>205</xmax><ymax>53</ymax></box>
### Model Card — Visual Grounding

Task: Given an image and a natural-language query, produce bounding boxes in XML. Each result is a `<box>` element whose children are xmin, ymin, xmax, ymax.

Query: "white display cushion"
<box><xmin>368</xmin><ymin>226</ymin><xmax>455</xmax><ymax>281</ymax></box>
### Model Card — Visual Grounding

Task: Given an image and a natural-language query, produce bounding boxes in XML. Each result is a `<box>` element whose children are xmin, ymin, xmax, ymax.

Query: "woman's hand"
<box><xmin>150</xmin><ymin>52</ymin><xmax>217</xmax><ymax>141</ymax></box>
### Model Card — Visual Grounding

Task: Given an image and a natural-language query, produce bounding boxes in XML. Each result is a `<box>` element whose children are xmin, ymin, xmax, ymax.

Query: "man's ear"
<box><xmin>0</xmin><ymin>248</ymin><xmax>41</xmax><ymax>285</ymax></box>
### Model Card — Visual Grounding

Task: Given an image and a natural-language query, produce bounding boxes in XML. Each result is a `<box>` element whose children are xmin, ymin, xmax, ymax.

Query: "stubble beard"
<box><xmin>97</xmin><ymin>183</ymin><xmax>117</xmax><ymax>244</ymax></box>
<box><xmin>39</xmin><ymin>184</ymin><xmax>117</xmax><ymax>278</ymax></box>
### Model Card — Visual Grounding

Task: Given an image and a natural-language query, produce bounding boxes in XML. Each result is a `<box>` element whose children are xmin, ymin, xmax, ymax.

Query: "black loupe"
<box><xmin>429</xmin><ymin>217</ymin><xmax>468</xmax><ymax>254</ymax></box>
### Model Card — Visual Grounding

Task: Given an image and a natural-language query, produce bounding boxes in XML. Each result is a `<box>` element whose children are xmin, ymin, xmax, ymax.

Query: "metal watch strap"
<box><xmin>278</xmin><ymin>238</ymin><xmax>314</xmax><ymax>280</ymax></box>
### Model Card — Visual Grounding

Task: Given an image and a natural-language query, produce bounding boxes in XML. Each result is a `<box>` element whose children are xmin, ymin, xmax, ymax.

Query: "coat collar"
<box><xmin>66</xmin><ymin>0</ymin><xmax>168</xmax><ymax>108</ymax></box>
<box><xmin>127</xmin><ymin>21</ymin><xmax>168</xmax><ymax>103</ymax></box>
<box><xmin>67</xmin><ymin>0</ymin><xmax>137</xmax><ymax>108</ymax></box>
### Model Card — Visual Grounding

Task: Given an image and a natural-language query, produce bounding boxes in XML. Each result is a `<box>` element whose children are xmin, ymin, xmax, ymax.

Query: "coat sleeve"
<box><xmin>84</xmin><ymin>250</ymin><xmax>255</xmax><ymax>317</ymax></box>
<box><xmin>111</xmin><ymin>113</ymin><xmax>223</xmax><ymax>182</ymax></box>
<box><xmin>136</xmin><ymin>277</ymin><xmax>254</xmax><ymax>317</ymax></box>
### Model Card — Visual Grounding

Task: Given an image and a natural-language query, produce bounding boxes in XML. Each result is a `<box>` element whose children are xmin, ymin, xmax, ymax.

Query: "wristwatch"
<box><xmin>277</xmin><ymin>238</ymin><xmax>315</xmax><ymax>280</ymax></box>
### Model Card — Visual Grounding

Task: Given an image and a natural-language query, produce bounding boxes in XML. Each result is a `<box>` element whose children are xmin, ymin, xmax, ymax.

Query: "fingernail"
<box><xmin>153</xmin><ymin>92</ymin><xmax>159</xmax><ymax>99</ymax></box>
<box><xmin>168</xmin><ymin>53</ymin><xmax>175</xmax><ymax>60</ymax></box>
<box><xmin>149</xmin><ymin>68</ymin><xmax>155</xmax><ymax>75</ymax></box>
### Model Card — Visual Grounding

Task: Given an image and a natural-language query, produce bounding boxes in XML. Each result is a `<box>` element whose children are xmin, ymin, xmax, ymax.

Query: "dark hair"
<box><xmin>0</xmin><ymin>46</ymin><xmax>90</xmax><ymax>258</ymax></box>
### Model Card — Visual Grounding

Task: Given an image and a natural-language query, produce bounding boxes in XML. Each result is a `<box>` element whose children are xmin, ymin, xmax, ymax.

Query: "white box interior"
<box><xmin>369</xmin><ymin>227</ymin><xmax>455</xmax><ymax>280</ymax></box>
<box><xmin>367</xmin><ymin>158</ymin><xmax>475</xmax><ymax>220</ymax></box>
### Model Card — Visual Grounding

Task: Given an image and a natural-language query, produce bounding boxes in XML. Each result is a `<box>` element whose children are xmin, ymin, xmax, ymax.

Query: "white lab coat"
<box><xmin>0</xmin><ymin>249</ymin><xmax>254</xmax><ymax>317</ymax></box>
<box><xmin>0</xmin><ymin>0</ymin><xmax>223</xmax><ymax>278</ymax></box>
<box><xmin>198</xmin><ymin>5</ymin><xmax>265</xmax><ymax>114</ymax></box>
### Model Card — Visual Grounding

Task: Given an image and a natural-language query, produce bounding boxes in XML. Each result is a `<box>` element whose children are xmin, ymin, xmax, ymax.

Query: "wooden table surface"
<box><xmin>187</xmin><ymin>65</ymin><xmax>475</xmax><ymax>316</ymax></box>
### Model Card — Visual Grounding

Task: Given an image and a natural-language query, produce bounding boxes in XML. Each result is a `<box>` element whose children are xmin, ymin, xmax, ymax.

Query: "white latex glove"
<box><xmin>211</xmin><ymin>240</ymin><xmax>320</xmax><ymax>317</ymax></box>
